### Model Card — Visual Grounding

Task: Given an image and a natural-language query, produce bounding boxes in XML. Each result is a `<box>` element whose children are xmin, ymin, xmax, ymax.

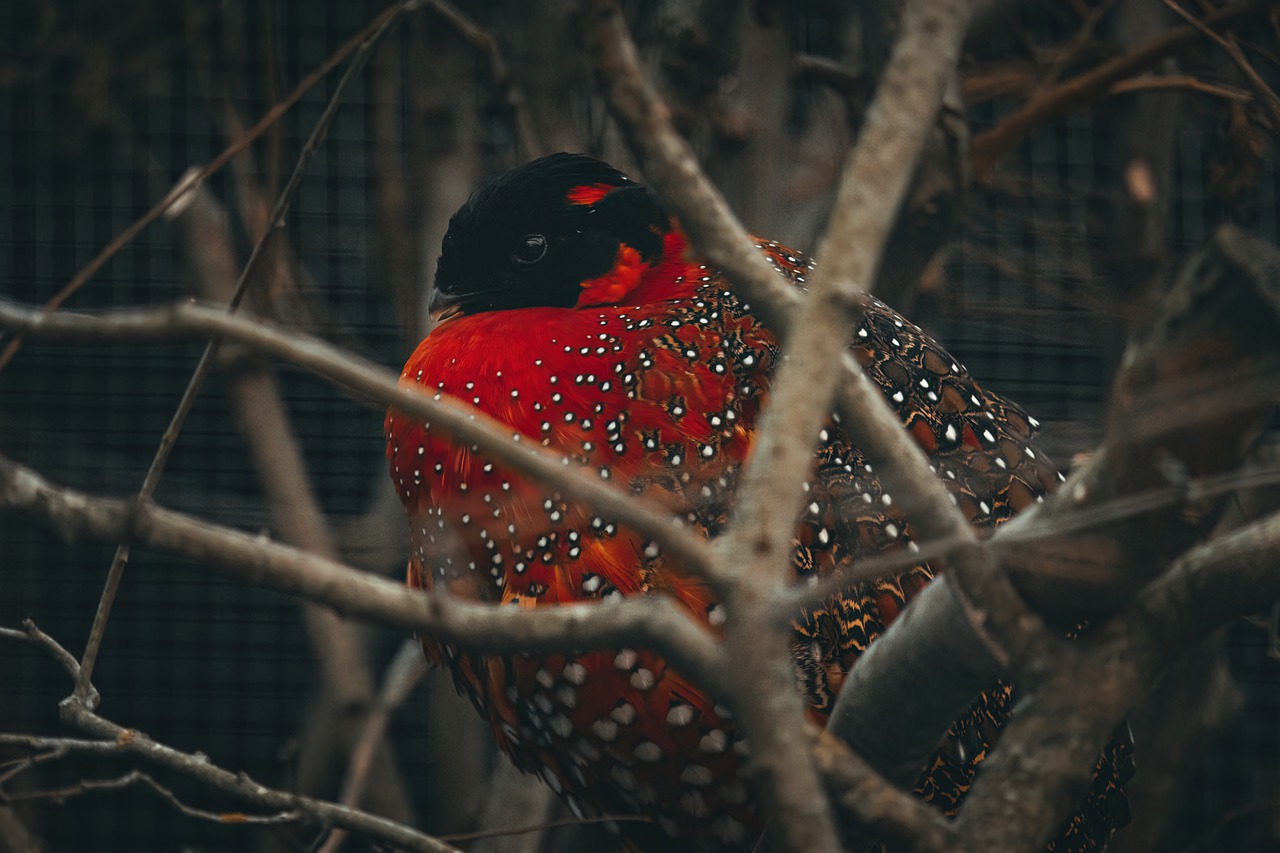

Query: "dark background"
<box><xmin>1</xmin><ymin>1</ymin><xmax>1277</xmax><ymax>850</ymax></box>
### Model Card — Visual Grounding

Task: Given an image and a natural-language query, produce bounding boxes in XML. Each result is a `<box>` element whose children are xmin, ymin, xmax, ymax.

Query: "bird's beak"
<box><xmin>428</xmin><ymin>289</ymin><xmax>465</xmax><ymax>325</ymax></box>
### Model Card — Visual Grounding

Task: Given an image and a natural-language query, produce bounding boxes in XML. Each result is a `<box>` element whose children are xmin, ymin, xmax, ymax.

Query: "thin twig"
<box><xmin>73</xmin><ymin>0</ymin><xmax>417</xmax><ymax>701</ymax></box>
<box><xmin>1161</xmin><ymin>0</ymin><xmax>1280</xmax><ymax>139</ymax></box>
<box><xmin>781</xmin><ymin>460</ymin><xmax>1280</xmax><ymax>617</ymax></box>
<box><xmin>467</xmin><ymin>760</ymin><xmax>555</xmax><ymax>853</ymax></box>
<box><xmin>0</xmin><ymin>0</ymin><xmax>411</xmax><ymax>373</ymax></box>
<box><xmin>0</xmin><ymin>631</ymin><xmax>463</xmax><ymax>853</ymax></box>
<box><xmin>441</xmin><ymin>813</ymin><xmax>652</xmax><ymax>843</ymax></box>
<box><xmin>812</xmin><ymin>730</ymin><xmax>955</xmax><ymax>852</ymax></box>
<box><xmin>315</xmin><ymin>639</ymin><xmax>427</xmax><ymax>853</ymax></box>
<box><xmin>971</xmin><ymin>2</ymin><xmax>1257</xmax><ymax>181</ymax></box>
<box><xmin>1109</xmin><ymin>72</ymin><xmax>1253</xmax><ymax>102</ymax></box>
<box><xmin>4</xmin><ymin>769</ymin><xmax>302</xmax><ymax>827</ymax></box>
<box><xmin>424</xmin><ymin>0</ymin><xmax>546</xmax><ymax>159</ymax></box>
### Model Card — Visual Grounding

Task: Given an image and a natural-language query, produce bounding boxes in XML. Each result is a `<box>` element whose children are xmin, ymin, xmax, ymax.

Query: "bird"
<box><xmin>385</xmin><ymin>153</ymin><xmax>1131</xmax><ymax>851</ymax></box>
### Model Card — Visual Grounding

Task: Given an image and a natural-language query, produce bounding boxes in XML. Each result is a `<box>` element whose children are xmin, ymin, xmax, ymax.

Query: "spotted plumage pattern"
<box><xmin>385</xmin><ymin>154</ymin><xmax>1130</xmax><ymax>851</ymax></box>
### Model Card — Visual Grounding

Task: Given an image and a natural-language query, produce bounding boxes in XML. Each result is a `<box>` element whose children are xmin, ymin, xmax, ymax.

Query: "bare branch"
<box><xmin>781</xmin><ymin>460</ymin><xmax>1280</xmax><ymax>618</ymax></box>
<box><xmin>582</xmin><ymin>1</ymin><xmax>993</xmax><ymax>849</ymax></box>
<box><xmin>1109</xmin><ymin>73</ymin><xmax>1253</xmax><ymax>102</ymax></box>
<box><xmin>174</xmin><ymin>184</ymin><xmax>415</xmax><ymax>827</ymax></box>
<box><xmin>812</xmin><ymin>730</ymin><xmax>955</xmax><ymax>853</ymax></box>
<box><xmin>1161</xmin><ymin>0</ymin><xmax>1280</xmax><ymax>140</ymax></box>
<box><xmin>4</xmin><ymin>769</ymin><xmax>302</xmax><ymax>827</ymax></box>
<box><xmin>954</xmin><ymin>507</ymin><xmax>1280</xmax><ymax>848</ymax></box>
<box><xmin>714</xmin><ymin>0</ymin><xmax>979</xmax><ymax>848</ymax></box>
<box><xmin>971</xmin><ymin>2</ymin><xmax>1257</xmax><ymax>182</ymax></box>
<box><xmin>0</xmin><ymin>298</ymin><xmax>714</xmax><ymax>585</ymax></box>
<box><xmin>580</xmin><ymin>0</ymin><xmax>801</xmax><ymax>336</ymax></box>
<box><xmin>0</xmin><ymin>633</ymin><xmax>463</xmax><ymax>853</ymax></box>
<box><xmin>425</xmin><ymin>0</ymin><xmax>546</xmax><ymax>159</ymax></box>
<box><xmin>0</xmin><ymin>455</ymin><xmax>725</xmax><ymax>695</ymax></box>
<box><xmin>74</xmin><ymin>0</ymin><xmax>413</xmax><ymax>702</ymax></box>
<box><xmin>0</xmin><ymin>0</ymin><xmax>419</xmax><ymax>373</ymax></box>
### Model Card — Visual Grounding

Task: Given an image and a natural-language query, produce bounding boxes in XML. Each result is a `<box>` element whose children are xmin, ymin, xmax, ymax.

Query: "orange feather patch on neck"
<box><xmin>566</xmin><ymin>182</ymin><xmax>615</xmax><ymax>206</ymax></box>
<box><xmin>575</xmin><ymin>243</ymin><xmax>646</xmax><ymax>307</ymax></box>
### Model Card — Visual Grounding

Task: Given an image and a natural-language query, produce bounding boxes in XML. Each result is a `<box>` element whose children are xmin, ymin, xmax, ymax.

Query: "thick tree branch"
<box><xmin>828</xmin><ymin>225</ymin><xmax>1280</xmax><ymax>792</ymax></box>
<box><xmin>813</xmin><ymin>730</ymin><xmax>956</xmax><ymax>853</ymax></box>
<box><xmin>582</xmin><ymin>1</ymin><xmax>1027</xmax><ymax>844</ymax></box>
<box><xmin>583</xmin><ymin>2</ymin><xmax>994</xmax><ymax>850</ymax></box>
<box><xmin>955</xmin><ymin>507</ymin><xmax>1280</xmax><ymax>849</ymax></box>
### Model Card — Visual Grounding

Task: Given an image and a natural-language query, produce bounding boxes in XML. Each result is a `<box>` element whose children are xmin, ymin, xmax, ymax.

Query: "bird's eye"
<box><xmin>514</xmin><ymin>234</ymin><xmax>547</xmax><ymax>265</ymax></box>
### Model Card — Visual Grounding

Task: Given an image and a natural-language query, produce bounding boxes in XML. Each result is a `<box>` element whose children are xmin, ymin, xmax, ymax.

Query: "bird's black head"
<box><xmin>430</xmin><ymin>153</ymin><xmax>670</xmax><ymax>321</ymax></box>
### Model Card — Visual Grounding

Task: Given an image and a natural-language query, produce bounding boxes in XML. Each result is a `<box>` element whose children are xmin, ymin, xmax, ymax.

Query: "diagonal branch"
<box><xmin>0</xmin><ymin>628</ymin><xmax>462</xmax><ymax>853</ymax></box>
<box><xmin>174</xmin><ymin>183</ymin><xmax>414</xmax><ymax>828</ymax></box>
<box><xmin>970</xmin><ymin>2</ymin><xmax>1258</xmax><ymax>182</ymax></box>
<box><xmin>73</xmin><ymin>0</ymin><xmax>417</xmax><ymax>702</ymax></box>
<box><xmin>0</xmin><ymin>298</ymin><xmax>715</xmax><ymax>586</ymax></box>
<box><xmin>1161</xmin><ymin>0</ymin><xmax>1280</xmax><ymax>140</ymax></box>
<box><xmin>3</xmin><ymin>769</ymin><xmax>302</xmax><ymax>827</ymax></box>
<box><xmin>954</xmin><ymin>507</ymin><xmax>1280</xmax><ymax>848</ymax></box>
<box><xmin>315</xmin><ymin>639</ymin><xmax>428</xmax><ymax>853</ymax></box>
<box><xmin>0</xmin><ymin>455</ymin><xmax>725</xmax><ymax>695</ymax></box>
<box><xmin>0</xmin><ymin>0</ymin><xmax>422</xmax><ymax>374</ymax></box>
<box><xmin>582</xmin><ymin>1</ymin><xmax>990</xmax><ymax>850</ymax></box>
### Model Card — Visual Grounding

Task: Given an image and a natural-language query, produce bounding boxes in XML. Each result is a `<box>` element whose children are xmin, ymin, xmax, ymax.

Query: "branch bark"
<box><xmin>583</xmin><ymin>2</ymin><xmax>985</xmax><ymax>849</ymax></box>
<box><xmin>0</xmin><ymin>455</ymin><xmax>725</xmax><ymax>696</ymax></box>
<box><xmin>955</xmin><ymin>507</ymin><xmax>1280</xmax><ymax>848</ymax></box>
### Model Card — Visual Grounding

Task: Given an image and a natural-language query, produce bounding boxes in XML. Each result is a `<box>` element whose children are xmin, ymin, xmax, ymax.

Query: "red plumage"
<box><xmin>385</xmin><ymin>154</ymin><xmax>1130</xmax><ymax>851</ymax></box>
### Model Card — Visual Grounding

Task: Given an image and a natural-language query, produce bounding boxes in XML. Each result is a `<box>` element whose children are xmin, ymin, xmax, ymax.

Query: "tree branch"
<box><xmin>0</xmin><ymin>455</ymin><xmax>725</xmax><ymax>696</ymax></box>
<box><xmin>0</xmin><ymin>627</ymin><xmax>462</xmax><ymax>853</ymax></box>
<box><xmin>315</xmin><ymin>639</ymin><xmax>427</xmax><ymax>853</ymax></box>
<box><xmin>970</xmin><ymin>2</ymin><xmax>1258</xmax><ymax>182</ymax></box>
<box><xmin>581</xmin><ymin>0</ymin><xmax>1018</xmax><ymax>671</ymax></box>
<box><xmin>954</xmin><ymin>507</ymin><xmax>1280</xmax><ymax>848</ymax></box>
<box><xmin>3</xmin><ymin>768</ymin><xmax>302</xmax><ymax>827</ymax></box>
<box><xmin>0</xmin><ymin>297</ymin><xmax>715</xmax><ymax>588</ymax></box>
<box><xmin>73</xmin><ymin>0</ymin><xmax>414</xmax><ymax>703</ymax></box>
